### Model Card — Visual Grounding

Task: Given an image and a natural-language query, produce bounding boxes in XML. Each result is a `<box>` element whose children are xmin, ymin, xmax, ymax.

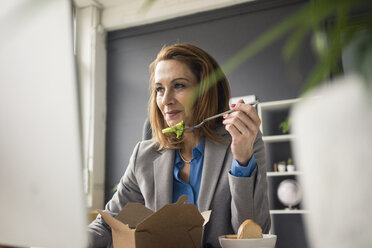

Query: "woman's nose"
<box><xmin>162</xmin><ymin>89</ymin><xmax>174</xmax><ymax>105</ymax></box>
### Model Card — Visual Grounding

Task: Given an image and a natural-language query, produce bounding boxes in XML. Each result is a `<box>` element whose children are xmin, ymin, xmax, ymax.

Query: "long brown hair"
<box><xmin>149</xmin><ymin>44</ymin><xmax>231</xmax><ymax>150</ymax></box>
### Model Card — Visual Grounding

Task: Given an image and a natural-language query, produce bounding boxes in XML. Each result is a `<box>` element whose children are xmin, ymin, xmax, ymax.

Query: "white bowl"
<box><xmin>219</xmin><ymin>234</ymin><xmax>277</xmax><ymax>248</ymax></box>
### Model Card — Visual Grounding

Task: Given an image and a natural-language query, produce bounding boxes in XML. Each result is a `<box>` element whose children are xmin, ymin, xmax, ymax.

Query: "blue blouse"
<box><xmin>172</xmin><ymin>138</ymin><xmax>256</xmax><ymax>207</ymax></box>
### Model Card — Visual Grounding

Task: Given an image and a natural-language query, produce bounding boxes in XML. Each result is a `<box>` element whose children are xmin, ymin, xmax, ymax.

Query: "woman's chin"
<box><xmin>166</xmin><ymin>119</ymin><xmax>182</xmax><ymax>127</ymax></box>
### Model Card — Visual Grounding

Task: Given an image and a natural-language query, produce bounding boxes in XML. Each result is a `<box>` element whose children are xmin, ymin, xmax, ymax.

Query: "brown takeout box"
<box><xmin>97</xmin><ymin>195</ymin><xmax>211</xmax><ymax>248</ymax></box>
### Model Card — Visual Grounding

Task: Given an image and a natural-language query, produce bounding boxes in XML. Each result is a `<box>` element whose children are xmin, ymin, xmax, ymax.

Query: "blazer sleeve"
<box><xmin>228</xmin><ymin>130</ymin><xmax>271</xmax><ymax>233</ymax></box>
<box><xmin>87</xmin><ymin>142</ymin><xmax>145</xmax><ymax>248</ymax></box>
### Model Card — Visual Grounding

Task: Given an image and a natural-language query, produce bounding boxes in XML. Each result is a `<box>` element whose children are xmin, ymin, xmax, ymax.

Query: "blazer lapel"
<box><xmin>153</xmin><ymin>149</ymin><xmax>174</xmax><ymax>210</ymax></box>
<box><xmin>198</xmin><ymin>127</ymin><xmax>231</xmax><ymax>212</ymax></box>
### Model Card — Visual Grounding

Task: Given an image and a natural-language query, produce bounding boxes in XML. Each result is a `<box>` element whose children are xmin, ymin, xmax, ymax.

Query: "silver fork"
<box><xmin>184</xmin><ymin>100</ymin><xmax>259</xmax><ymax>130</ymax></box>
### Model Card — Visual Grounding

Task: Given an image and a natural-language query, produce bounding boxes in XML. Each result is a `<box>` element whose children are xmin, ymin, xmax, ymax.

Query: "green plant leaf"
<box><xmin>143</xmin><ymin>0</ymin><xmax>372</xmax><ymax>99</ymax></box>
<box><xmin>279</xmin><ymin>117</ymin><xmax>291</xmax><ymax>134</ymax></box>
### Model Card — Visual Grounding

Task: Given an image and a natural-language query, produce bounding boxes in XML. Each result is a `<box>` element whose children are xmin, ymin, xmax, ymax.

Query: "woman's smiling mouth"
<box><xmin>165</xmin><ymin>110</ymin><xmax>181</xmax><ymax>118</ymax></box>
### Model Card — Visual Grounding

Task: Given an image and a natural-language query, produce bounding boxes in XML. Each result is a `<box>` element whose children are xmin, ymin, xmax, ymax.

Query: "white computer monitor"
<box><xmin>0</xmin><ymin>1</ymin><xmax>87</xmax><ymax>247</ymax></box>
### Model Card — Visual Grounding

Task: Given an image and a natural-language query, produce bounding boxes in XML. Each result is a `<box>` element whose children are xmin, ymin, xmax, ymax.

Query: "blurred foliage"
<box><xmin>279</xmin><ymin>117</ymin><xmax>291</xmax><ymax>134</ymax></box>
<box><xmin>140</xmin><ymin>0</ymin><xmax>156</xmax><ymax>13</ymax></box>
<box><xmin>287</xmin><ymin>158</ymin><xmax>293</xmax><ymax>165</ymax></box>
<box><xmin>112</xmin><ymin>184</ymin><xmax>118</xmax><ymax>193</ymax></box>
<box><xmin>142</xmin><ymin>0</ymin><xmax>372</xmax><ymax>97</ymax></box>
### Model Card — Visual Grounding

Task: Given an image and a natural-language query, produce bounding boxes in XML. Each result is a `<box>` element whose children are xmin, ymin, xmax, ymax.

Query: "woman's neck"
<box><xmin>180</xmin><ymin>132</ymin><xmax>200</xmax><ymax>159</ymax></box>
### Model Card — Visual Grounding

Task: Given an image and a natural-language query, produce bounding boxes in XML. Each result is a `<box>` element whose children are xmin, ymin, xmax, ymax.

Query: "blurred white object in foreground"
<box><xmin>0</xmin><ymin>0</ymin><xmax>87</xmax><ymax>247</ymax></box>
<box><xmin>291</xmin><ymin>74</ymin><xmax>372</xmax><ymax>248</ymax></box>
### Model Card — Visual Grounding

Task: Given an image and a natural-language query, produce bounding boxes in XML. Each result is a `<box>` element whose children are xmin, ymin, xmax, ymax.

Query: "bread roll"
<box><xmin>237</xmin><ymin>219</ymin><xmax>263</xmax><ymax>239</ymax></box>
<box><xmin>225</xmin><ymin>234</ymin><xmax>238</xmax><ymax>239</ymax></box>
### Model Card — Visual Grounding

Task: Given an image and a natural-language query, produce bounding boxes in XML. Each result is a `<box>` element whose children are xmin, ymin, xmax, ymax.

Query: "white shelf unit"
<box><xmin>270</xmin><ymin>209</ymin><xmax>310</xmax><ymax>215</ymax></box>
<box><xmin>257</xmin><ymin>98</ymin><xmax>300</xmax><ymax>137</ymax></box>
<box><xmin>267</xmin><ymin>171</ymin><xmax>303</xmax><ymax>177</ymax></box>
<box><xmin>262</xmin><ymin>134</ymin><xmax>295</xmax><ymax>143</ymax></box>
<box><xmin>258</xmin><ymin>98</ymin><xmax>309</xmax><ymax>235</ymax></box>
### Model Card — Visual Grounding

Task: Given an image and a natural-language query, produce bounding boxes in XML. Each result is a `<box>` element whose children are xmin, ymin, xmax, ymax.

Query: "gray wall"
<box><xmin>105</xmin><ymin>0</ymin><xmax>315</xmax><ymax>247</ymax></box>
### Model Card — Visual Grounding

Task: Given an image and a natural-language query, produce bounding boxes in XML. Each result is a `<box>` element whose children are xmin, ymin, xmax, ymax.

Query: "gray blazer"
<box><xmin>88</xmin><ymin>125</ymin><xmax>270</xmax><ymax>248</ymax></box>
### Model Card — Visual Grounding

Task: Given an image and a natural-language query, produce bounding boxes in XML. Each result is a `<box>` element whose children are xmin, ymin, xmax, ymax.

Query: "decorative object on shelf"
<box><xmin>279</xmin><ymin>117</ymin><xmax>291</xmax><ymax>134</ymax></box>
<box><xmin>286</xmin><ymin>158</ymin><xmax>295</xmax><ymax>172</ymax></box>
<box><xmin>273</xmin><ymin>163</ymin><xmax>278</xmax><ymax>172</ymax></box>
<box><xmin>286</xmin><ymin>165</ymin><xmax>295</xmax><ymax>172</ymax></box>
<box><xmin>277</xmin><ymin>179</ymin><xmax>302</xmax><ymax>209</ymax></box>
<box><xmin>277</xmin><ymin>161</ymin><xmax>286</xmax><ymax>172</ymax></box>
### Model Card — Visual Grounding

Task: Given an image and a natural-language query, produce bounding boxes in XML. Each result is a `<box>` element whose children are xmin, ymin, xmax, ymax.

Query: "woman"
<box><xmin>88</xmin><ymin>44</ymin><xmax>270</xmax><ymax>248</ymax></box>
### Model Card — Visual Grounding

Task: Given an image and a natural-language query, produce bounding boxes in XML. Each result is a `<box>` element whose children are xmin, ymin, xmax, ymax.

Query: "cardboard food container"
<box><xmin>97</xmin><ymin>195</ymin><xmax>211</xmax><ymax>248</ymax></box>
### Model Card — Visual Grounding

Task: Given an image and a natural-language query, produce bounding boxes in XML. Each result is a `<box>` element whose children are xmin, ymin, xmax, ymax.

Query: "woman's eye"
<box><xmin>174</xmin><ymin>83</ymin><xmax>185</xmax><ymax>89</ymax></box>
<box><xmin>155</xmin><ymin>87</ymin><xmax>164</xmax><ymax>93</ymax></box>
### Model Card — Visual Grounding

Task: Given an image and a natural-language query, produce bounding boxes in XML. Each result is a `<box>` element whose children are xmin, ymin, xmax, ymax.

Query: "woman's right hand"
<box><xmin>222</xmin><ymin>99</ymin><xmax>261</xmax><ymax>165</ymax></box>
